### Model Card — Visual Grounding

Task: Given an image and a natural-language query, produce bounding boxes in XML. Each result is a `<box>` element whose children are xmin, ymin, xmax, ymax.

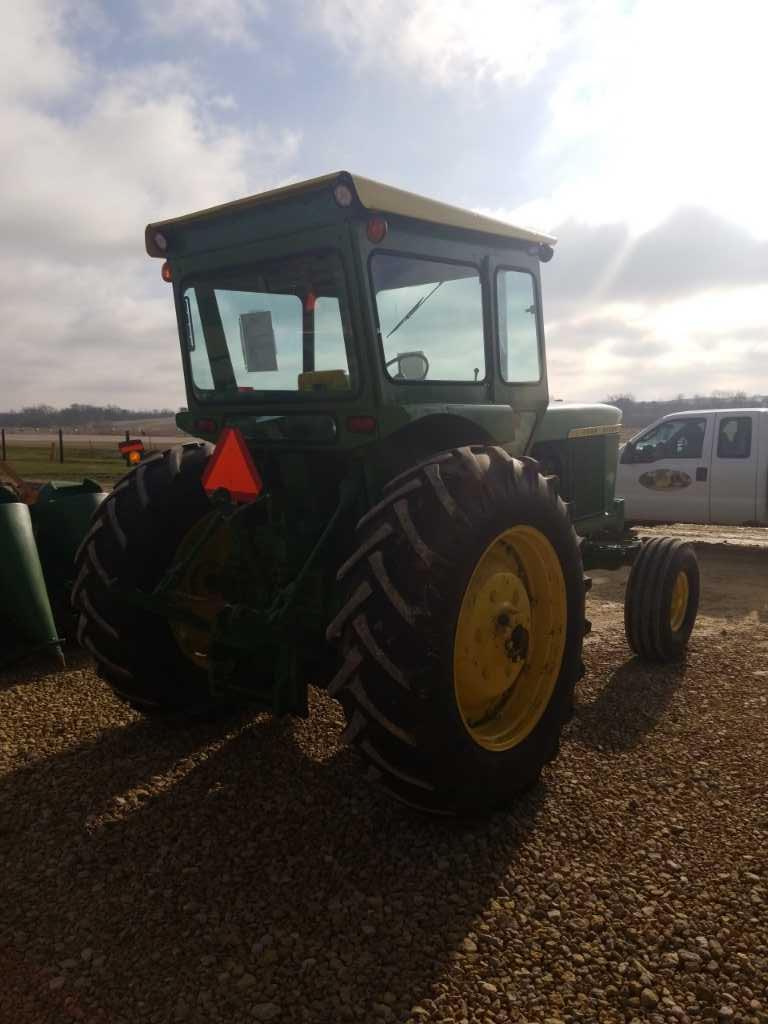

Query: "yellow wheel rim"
<box><xmin>453</xmin><ymin>525</ymin><xmax>567</xmax><ymax>752</ymax></box>
<box><xmin>669</xmin><ymin>570</ymin><xmax>689</xmax><ymax>632</ymax></box>
<box><xmin>169</xmin><ymin>514</ymin><xmax>231</xmax><ymax>669</ymax></box>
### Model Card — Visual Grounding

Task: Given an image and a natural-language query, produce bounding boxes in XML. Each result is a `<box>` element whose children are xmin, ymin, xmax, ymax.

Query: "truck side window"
<box><xmin>717</xmin><ymin>417</ymin><xmax>752</xmax><ymax>459</ymax></box>
<box><xmin>633</xmin><ymin>418</ymin><xmax>707</xmax><ymax>462</ymax></box>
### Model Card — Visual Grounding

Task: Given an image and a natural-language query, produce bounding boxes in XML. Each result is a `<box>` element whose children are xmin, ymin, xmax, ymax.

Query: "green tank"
<box><xmin>0</xmin><ymin>479</ymin><xmax>106</xmax><ymax>668</ymax></box>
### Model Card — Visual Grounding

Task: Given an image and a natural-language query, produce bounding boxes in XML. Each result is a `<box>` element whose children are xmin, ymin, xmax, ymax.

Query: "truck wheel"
<box><xmin>326</xmin><ymin>446</ymin><xmax>585</xmax><ymax>816</ymax></box>
<box><xmin>624</xmin><ymin>537</ymin><xmax>700</xmax><ymax>661</ymax></box>
<box><xmin>72</xmin><ymin>443</ymin><xmax>239</xmax><ymax>713</ymax></box>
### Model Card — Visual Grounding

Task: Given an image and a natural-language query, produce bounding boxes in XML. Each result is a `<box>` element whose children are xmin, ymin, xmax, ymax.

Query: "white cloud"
<box><xmin>535</xmin><ymin>1</ymin><xmax>768</xmax><ymax>237</ymax></box>
<box><xmin>311</xmin><ymin>0</ymin><xmax>572</xmax><ymax>85</ymax></box>
<box><xmin>0</xmin><ymin>3</ymin><xmax>299</xmax><ymax>410</ymax></box>
<box><xmin>315</xmin><ymin>0</ymin><xmax>768</xmax><ymax>242</ymax></box>
<box><xmin>140</xmin><ymin>0</ymin><xmax>266</xmax><ymax>46</ymax></box>
<box><xmin>544</xmin><ymin>280</ymin><xmax>768</xmax><ymax>402</ymax></box>
<box><xmin>1</xmin><ymin>1</ymin><xmax>83</xmax><ymax>101</ymax></box>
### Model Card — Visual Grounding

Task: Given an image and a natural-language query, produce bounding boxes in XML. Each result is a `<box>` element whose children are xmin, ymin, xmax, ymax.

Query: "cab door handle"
<box><xmin>696</xmin><ymin>467</ymin><xmax>708</xmax><ymax>482</ymax></box>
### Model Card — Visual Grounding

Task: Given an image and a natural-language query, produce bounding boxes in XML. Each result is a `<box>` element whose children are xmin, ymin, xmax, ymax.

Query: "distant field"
<box><xmin>2</xmin><ymin>443</ymin><xmax>130</xmax><ymax>486</ymax></box>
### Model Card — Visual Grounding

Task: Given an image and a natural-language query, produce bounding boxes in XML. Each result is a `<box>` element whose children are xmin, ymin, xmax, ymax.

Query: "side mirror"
<box><xmin>387</xmin><ymin>351</ymin><xmax>429</xmax><ymax>381</ymax></box>
<box><xmin>619</xmin><ymin>441</ymin><xmax>635</xmax><ymax>465</ymax></box>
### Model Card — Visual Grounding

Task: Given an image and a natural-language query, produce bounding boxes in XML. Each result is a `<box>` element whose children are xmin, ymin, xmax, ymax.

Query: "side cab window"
<box><xmin>496</xmin><ymin>269</ymin><xmax>541</xmax><ymax>383</ymax></box>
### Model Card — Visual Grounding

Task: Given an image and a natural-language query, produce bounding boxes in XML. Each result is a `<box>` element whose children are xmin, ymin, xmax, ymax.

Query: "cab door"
<box><xmin>616</xmin><ymin>415</ymin><xmax>712</xmax><ymax>522</ymax></box>
<box><xmin>709</xmin><ymin>412</ymin><xmax>759</xmax><ymax>523</ymax></box>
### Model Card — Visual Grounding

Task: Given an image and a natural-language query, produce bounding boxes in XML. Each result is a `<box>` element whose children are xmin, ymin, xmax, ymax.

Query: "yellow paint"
<box><xmin>453</xmin><ymin>525</ymin><xmax>567</xmax><ymax>752</ymax></box>
<box><xmin>148</xmin><ymin>172</ymin><xmax>555</xmax><ymax>248</ymax></box>
<box><xmin>670</xmin><ymin>570</ymin><xmax>689</xmax><ymax>632</ymax></box>
<box><xmin>298</xmin><ymin>369</ymin><xmax>350</xmax><ymax>392</ymax></box>
<box><xmin>567</xmin><ymin>424</ymin><xmax>622</xmax><ymax>438</ymax></box>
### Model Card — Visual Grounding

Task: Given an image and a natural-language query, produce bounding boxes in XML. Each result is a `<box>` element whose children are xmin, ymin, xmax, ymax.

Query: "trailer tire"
<box><xmin>72</xmin><ymin>443</ymin><xmax>240</xmax><ymax>713</ymax></box>
<box><xmin>624</xmin><ymin>537</ymin><xmax>699</xmax><ymax>661</ymax></box>
<box><xmin>327</xmin><ymin>446</ymin><xmax>585</xmax><ymax>816</ymax></box>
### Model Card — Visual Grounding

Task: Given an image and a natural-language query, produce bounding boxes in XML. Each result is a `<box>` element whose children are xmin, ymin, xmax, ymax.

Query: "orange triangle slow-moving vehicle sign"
<box><xmin>202</xmin><ymin>427</ymin><xmax>263</xmax><ymax>503</ymax></box>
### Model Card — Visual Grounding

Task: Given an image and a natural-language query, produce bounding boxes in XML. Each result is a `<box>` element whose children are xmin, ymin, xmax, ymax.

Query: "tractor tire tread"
<box><xmin>72</xmin><ymin>443</ymin><xmax>224</xmax><ymax>712</ymax></box>
<box><xmin>625</xmin><ymin>536</ymin><xmax>700</xmax><ymax>661</ymax></box>
<box><xmin>328</xmin><ymin>444</ymin><xmax>585</xmax><ymax>816</ymax></box>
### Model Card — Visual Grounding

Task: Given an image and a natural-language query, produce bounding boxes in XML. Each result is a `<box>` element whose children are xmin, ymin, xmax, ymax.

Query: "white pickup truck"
<box><xmin>616</xmin><ymin>408</ymin><xmax>768</xmax><ymax>525</ymax></box>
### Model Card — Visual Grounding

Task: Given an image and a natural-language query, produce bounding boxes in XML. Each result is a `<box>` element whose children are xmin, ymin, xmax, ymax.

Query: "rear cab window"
<box><xmin>183</xmin><ymin>249</ymin><xmax>355</xmax><ymax>398</ymax></box>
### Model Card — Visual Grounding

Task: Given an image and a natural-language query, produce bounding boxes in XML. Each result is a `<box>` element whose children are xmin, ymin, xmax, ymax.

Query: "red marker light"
<box><xmin>201</xmin><ymin>426</ymin><xmax>263</xmax><ymax>503</ymax></box>
<box><xmin>366</xmin><ymin>216</ymin><xmax>388</xmax><ymax>244</ymax></box>
<box><xmin>161</xmin><ymin>261</ymin><xmax>172</xmax><ymax>282</ymax></box>
<box><xmin>347</xmin><ymin>416</ymin><xmax>377</xmax><ymax>434</ymax></box>
<box><xmin>118</xmin><ymin>439</ymin><xmax>145</xmax><ymax>454</ymax></box>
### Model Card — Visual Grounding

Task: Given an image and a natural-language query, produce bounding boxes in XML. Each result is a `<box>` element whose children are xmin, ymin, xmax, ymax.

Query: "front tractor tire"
<box><xmin>624</xmin><ymin>537</ymin><xmax>700</xmax><ymax>661</ymax></box>
<box><xmin>71</xmin><ymin>443</ymin><xmax>230</xmax><ymax>713</ymax></box>
<box><xmin>327</xmin><ymin>446</ymin><xmax>585</xmax><ymax>816</ymax></box>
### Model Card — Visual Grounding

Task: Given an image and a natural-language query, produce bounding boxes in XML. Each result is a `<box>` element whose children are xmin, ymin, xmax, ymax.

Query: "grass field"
<box><xmin>1</xmin><ymin>443</ymin><xmax>131</xmax><ymax>486</ymax></box>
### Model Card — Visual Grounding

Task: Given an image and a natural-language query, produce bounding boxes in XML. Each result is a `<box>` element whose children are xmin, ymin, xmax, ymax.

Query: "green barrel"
<box><xmin>32</xmin><ymin>479</ymin><xmax>107</xmax><ymax>629</ymax></box>
<box><xmin>0</xmin><ymin>488</ymin><xmax>62</xmax><ymax>665</ymax></box>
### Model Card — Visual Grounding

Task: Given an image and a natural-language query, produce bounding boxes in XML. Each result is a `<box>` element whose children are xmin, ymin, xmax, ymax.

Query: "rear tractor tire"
<box><xmin>326</xmin><ymin>446</ymin><xmax>586</xmax><ymax>816</ymax></box>
<box><xmin>624</xmin><ymin>537</ymin><xmax>700</xmax><ymax>661</ymax></box>
<box><xmin>71</xmin><ymin>443</ymin><xmax>243</xmax><ymax>714</ymax></box>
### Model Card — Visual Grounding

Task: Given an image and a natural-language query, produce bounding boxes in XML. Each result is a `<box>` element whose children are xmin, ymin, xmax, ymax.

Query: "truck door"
<box><xmin>709</xmin><ymin>412</ymin><xmax>759</xmax><ymax>524</ymax></box>
<box><xmin>617</xmin><ymin>415</ymin><xmax>711</xmax><ymax>523</ymax></box>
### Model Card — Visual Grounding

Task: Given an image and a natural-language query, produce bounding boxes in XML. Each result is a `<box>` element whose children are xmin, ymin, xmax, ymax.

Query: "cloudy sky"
<box><xmin>2</xmin><ymin>0</ymin><xmax>766</xmax><ymax>410</ymax></box>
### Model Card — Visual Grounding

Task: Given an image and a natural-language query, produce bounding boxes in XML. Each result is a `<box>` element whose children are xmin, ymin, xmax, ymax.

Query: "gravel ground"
<box><xmin>1</xmin><ymin>553</ymin><xmax>767</xmax><ymax>1024</ymax></box>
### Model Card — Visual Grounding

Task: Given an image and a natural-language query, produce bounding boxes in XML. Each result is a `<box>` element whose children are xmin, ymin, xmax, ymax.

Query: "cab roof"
<box><xmin>146</xmin><ymin>171</ymin><xmax>556</xmax><ymax>255</ymax></box>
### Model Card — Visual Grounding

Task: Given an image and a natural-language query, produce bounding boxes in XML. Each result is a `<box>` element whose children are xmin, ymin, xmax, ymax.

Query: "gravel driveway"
<box><xmin>1</xmin><ymin>550</ymin><xmax>766</xmax><ymax>1024</ymax></box>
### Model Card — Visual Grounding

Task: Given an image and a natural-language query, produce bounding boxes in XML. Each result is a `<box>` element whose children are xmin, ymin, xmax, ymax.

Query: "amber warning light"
<box><xmin>201</xmin><ymin>426</ymin><xmax>263</xmax><ymax>503</ymax></box>
<box><xmin>118</xmin><ymin>438</ymin><xmax>145</xmax><ymax>466</ymax></box>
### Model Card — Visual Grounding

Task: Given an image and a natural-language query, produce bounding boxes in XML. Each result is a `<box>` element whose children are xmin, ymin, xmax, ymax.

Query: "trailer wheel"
<box><xmin>624</xmin><ymin>537</ymin><xmax>700</xmax><ymax>661</ymax></box>
<box><xmin>326</xmin><ymin>446</ymin><xmax>585</xmax><ymax>816</ymax></box>
<box><xmin>72</xmin><ymin>443</ymin><xmax>244</xmax><ymax>713</ymax></box>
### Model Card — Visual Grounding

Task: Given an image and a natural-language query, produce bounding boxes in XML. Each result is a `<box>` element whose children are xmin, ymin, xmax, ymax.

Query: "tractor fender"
<box><xmin>371</xmin><ymin>413</ymin><xmax>495</xmax><ymax>486</ymax></box>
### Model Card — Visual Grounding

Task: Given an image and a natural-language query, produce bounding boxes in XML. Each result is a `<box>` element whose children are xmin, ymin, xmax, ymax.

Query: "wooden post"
<box><xmin>1</xmin><ymin>428</ymin><xmax>5</xmax><ymax>462</ymax></box>
<box><xmin>58</xmin><ymin>428</ymin><xmax>64</xmax><ymax>464</ymax></box>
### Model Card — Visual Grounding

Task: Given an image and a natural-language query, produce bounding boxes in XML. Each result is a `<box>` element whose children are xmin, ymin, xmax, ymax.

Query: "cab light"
<box><xmin>153</xmin><ymin>231</ymin><xmax>168</xmax><ymax>252</ymax></box>
<box><xmin>161</xmin><ymin>261</ymin><xmax>172</xmax><ymax>282</ymax></box>
<box><xmin>333</xmin><ymin>182</ymin><xmax>354</xmax><ymax>207</ymax></box>
<box><xmin>366</xmin><ymin>216</ymin><xmax>388</xmax><ymax>244</ymax></box>
<box><xmin>347</xmin><ymin>416</ymin><xmax>377</xmax><ymax>434</ymax></box>
<box><xmin>194</xmin><ymin>418</ymin><xmax>218</xmax><ymax>434</ymax></box>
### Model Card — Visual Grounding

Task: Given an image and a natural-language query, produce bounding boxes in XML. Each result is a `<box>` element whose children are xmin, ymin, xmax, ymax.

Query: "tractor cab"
<box><xmin>147</xmin><ymin>173</ymin><xmax>561</xmax><ymax>475</ymax></box>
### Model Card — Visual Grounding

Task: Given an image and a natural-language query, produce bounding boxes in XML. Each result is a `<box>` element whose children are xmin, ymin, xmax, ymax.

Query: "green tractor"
<box><xmin>72</xmin><ymin>173</ymin><xmax>700</xmax><ymax>814</ymax></box>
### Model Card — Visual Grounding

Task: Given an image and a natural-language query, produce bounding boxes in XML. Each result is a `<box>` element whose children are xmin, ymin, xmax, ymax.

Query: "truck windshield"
<box><xmin>183</xmin><ymin>250</ymin><xmax>355</xmax><ymax>397</ymax></box>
